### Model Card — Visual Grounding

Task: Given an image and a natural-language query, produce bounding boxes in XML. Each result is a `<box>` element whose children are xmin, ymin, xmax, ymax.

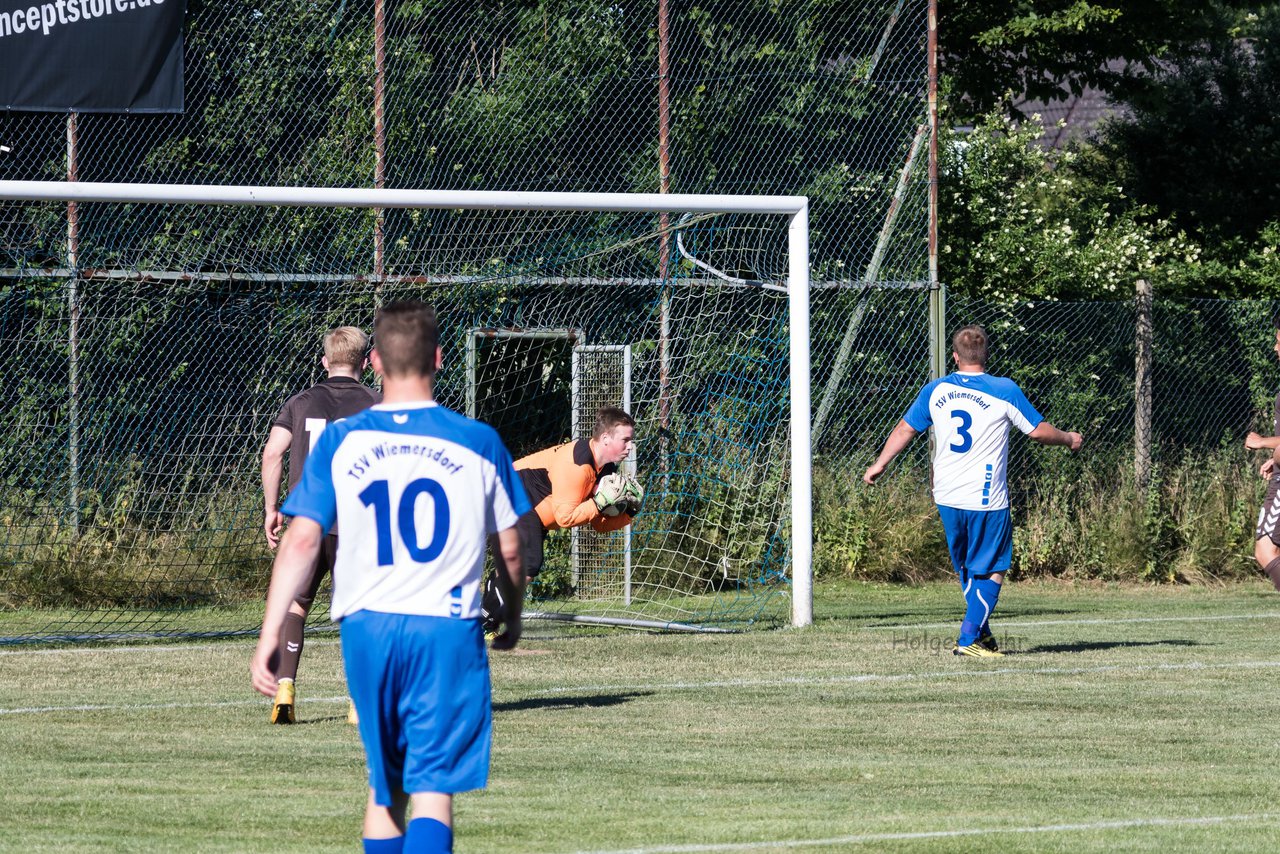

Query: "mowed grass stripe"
<box><xmin>0</xmin><ymin>638</ymin><xmax>342</xmax><ymax>657</ymax></box>
<box><xmin>569</xmin><ymin>813</ymin><xmax>1280</xmax><ymax>854</ymax></box>
<box><xmin>4</xmin><ymin>659</ymin><xmax>1279</xmax><ymax>715</ymax></box>
<box><xmin>2</xmin><ymin>608</ymin><xmax>1277</xmax><ymax>658</ymax></box>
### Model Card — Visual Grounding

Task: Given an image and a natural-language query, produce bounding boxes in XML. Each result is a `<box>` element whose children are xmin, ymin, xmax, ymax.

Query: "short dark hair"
<box><xmin>592</xmin><ymin>406</ymin><xmax>635</xmax><ymax>439</ymax></box>
<box><xmin>952</xmin><ymin>324</ymin><xmax>989</xmax><ymax>366</ymax></box>
<box><xmin>373</xmin><ymin>301</ymin><xmax>439</xmax><ymax>379</ymax></box>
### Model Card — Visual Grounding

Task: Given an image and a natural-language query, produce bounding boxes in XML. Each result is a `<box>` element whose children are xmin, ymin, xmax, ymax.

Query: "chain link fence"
<box><xmin>944</xmin><ymin>295</ymin><xmax>1278</xmax><ymax>495</ymax></box>
<box><xmin>807</xmin><ymin>293</ymin><xmax>1278</xmax><ymax>584</ymax></box>
<box><xmin>3</xmin><ymin>0</ymin><xmax>1273</xmax><ymax>635</ymax></box>
<box><xmin>0</xmin><ymin>1</ymin><xmax>933</xmax><ymax>641</ymax></box>
<box><xmin>0</xmin><ymin>0</ymin><xmax>929</xmax><ymax>281</ymax></box>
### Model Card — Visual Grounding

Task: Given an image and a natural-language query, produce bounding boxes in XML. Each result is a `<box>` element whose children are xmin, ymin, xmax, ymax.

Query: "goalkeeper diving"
<box><xmin>481</xmin><ymin>406</ymin><xmax>642</xmax><ymax>635</ymax></box>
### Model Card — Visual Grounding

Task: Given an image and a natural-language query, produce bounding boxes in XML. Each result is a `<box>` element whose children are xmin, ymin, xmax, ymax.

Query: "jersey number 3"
<box><xmin>358</xmin><ymin>478</ymin><xmax>451</xmax><ymax>566</ymax></box>
<box><xmin>949</xmin><ymin>409</ymin><xmax>974</xmax><ymax>453</ymax></box>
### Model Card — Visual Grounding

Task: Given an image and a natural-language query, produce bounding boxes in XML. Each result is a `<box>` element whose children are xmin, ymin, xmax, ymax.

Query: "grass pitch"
<box><xmin>3</xmin><ymin>580</ymin><xmax>1280</xmax><ymax>853</ymax></box>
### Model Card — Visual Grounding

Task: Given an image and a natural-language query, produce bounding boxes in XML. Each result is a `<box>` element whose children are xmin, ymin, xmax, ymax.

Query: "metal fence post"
<box><xmin>926</xmin><ymin>0</ymin><xmax>945</xmax><ymax>381</ymax></box>
<box><xmin>67</xmin><ymin>111</ymin><xmax>81</xmax><ymax>540</ymax></box>
<box><xmin>1135</xmin><ymin>278</ymin><xmax>1153</xmax><ymax>491</ymax></box>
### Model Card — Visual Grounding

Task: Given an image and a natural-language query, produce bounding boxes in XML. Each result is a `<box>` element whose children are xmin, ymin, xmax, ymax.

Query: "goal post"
<box><xmin>0</xmin><ymin>180</ymin><xmax>812</xmax><ymax>637</ymax></box>
<box><xmin>463</xmin><ymin>328</ymin><xmax>635</xmax><ymax>604</ymax></box>
<box><xmin>570</xmin><ymin>343</ymin><xmax>633</xmax><ymax>605</ymax></box>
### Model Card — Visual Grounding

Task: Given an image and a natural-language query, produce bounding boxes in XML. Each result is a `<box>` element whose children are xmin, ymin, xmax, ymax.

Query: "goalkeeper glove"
<box><xmin>621</xmin><ymin>475</ymin><xmax>644</xmax><ymax>516</ymax></box>
<box><xmin>594</xmin><ymin>472</ymin><xmax>628</xmax><ymax>511</ymax></box>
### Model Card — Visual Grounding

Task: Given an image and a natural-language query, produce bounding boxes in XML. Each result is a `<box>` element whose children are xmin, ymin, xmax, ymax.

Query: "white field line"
<box><xmin>567</xmin><ymin>812</ymin><xmax>1280</xmax><ymax>854</ymax></box>
<box><xmin>4</xmin><ymin>660</ymin><xmax>1279</xmax><ymax>716</ymax></box>
<box><xmin>866</xmin><ymin>611</ymin><xmax>1280</xmax><ymax>632</ymax></box>
<box><xmin>0</xmin><ymin>637</ymin><xmax>343</xmax><ymax>660</ymax></box>
<box><xmin>532</xmin><ymin>659</ymin><xmax>1280</xmax><ymax>697</ymax></box>
<box><xmin>0</xmin><ymin>695</ymin><xmax>351</xmax><ymax>716</ymax></box>
<box><xmin>0</xmin><ymin>639</ymin><xmax>341</xmax><ymax>657</ymax></box>
<box><xmin>3</xmin><ymin>611</ymin><xmax>1277</xmax><ymax>658</ymax></box>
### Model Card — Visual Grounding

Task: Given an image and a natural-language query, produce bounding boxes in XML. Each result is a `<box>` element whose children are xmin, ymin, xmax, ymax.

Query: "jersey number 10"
<box><xmin>358</xmin><ymin>478</ymin><xmax>451</xmax><ymax>566</ymax></box>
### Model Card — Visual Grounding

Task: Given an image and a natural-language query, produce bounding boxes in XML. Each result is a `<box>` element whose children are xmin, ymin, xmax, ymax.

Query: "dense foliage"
<box><xmin>943</xmin><ymin>3</ymin><xmax>1280</xmax><ymax>302</ymax></box>
<box><xmin>941</xmin><ymin>0</ymin><xmax>1255</xmax><ymax>122</ymax></box>
<box><xmin>939</xmin><ymin>110</ymin><xmax>1197</xmax><ymax>301</ymax></box>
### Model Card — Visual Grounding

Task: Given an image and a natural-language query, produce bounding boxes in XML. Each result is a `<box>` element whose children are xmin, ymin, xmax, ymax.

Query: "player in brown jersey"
<box><xmin>1246</xmin><ymin>322</ymin><xmax>1280</xmax><ymax>591</ymax></box>
<box><xmin>260</xmin><ymin>326</ymin><xmax>382</xmax><ymax>723</ymax></box>
<box><xmin>480</xmin><ymin>406</ymin><xmax>643</xmax><ymax>635</ymax></box>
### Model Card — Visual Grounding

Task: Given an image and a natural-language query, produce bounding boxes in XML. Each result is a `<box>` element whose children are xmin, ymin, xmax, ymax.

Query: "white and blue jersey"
<box><xmin>902</xmin><ymin>372</ymin><xmax>1043</xmax><ymax>511</ymax></box>
<box><xmin>282</xmin><ymin>401</ymin><xmax>531</xmax><ymax>622</ymax></box>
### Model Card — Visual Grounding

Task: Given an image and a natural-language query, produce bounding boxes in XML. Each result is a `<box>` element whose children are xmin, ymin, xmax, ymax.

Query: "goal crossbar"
<box><xmin>0</xmin><ymin>181</ymin><xmax>807</xmax><ymax>216</ymax></box>
<box><xmin>0</xmin><ymin>180</ymin><xmax>813</xmax><ymax>628</ymax></box>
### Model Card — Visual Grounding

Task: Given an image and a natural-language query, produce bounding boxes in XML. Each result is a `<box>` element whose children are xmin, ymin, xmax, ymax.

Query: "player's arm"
<box><xmin>1246</xmin><ymin>431</ymin><xmax>1280</xmax><ymax>451</ymax></box>
<box><xmin>590</xmin><ymin>512</ymin><xmax>631</xmax><ymax>532</ymax></box>
<box><xmin>489</xmin><ymin>525</ymin><xmax>525</xmax><ymax>651</ymax></box>
<box><xmin>260</xmin><ymin>425</ymin><xmax>292</xmax><ymax>549</ymax></box>
<box><xmin>1266</xmin><ymin>442</ymin><xmax>1280</xmax><ymax>477</ymax></box>
<box><xmin>547</xmin><ymin>457</ymin><xmax>603</xmax><ymax>529</ymax></box>
<box><xmin>250</xmin><ymin>517</ymin><xmax>323</xmax><ymax>696</ymax></box>
<box><xmin>864</xmin><ymin>420</ymin><xmax>919</xmax><ymax>484</ymax></box>
<box><xmin>1029</xmin><ymin>421</ymin><xmax>1083</xmax><ymax>452</ymax></box>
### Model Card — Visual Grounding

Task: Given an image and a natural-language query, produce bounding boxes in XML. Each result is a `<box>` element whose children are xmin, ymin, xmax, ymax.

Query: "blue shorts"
<box><xmin>937</xmin><ymin>505</ymin><xmax>1012</xmax><ymax>580</ymax></box>
<box><xmin>341</xmin><ymin>611</ymin><xmax>492</xmax><ymax>804</ymax></box>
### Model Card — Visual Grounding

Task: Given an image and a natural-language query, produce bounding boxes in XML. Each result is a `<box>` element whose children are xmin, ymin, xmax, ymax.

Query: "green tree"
<box><xmin>939</xmin><ymin>109</ymin><xmax>1195</xmax><ymax>301</ymax></box>
<box><xmin>1094</xmin><ymin>6</ymin><xmax>1280</xmax><ymax>251</ymax></box>
<box><xmin>942</xmin><ymin>0</ymin><xmax>1252</xmax><ymax>122</ymax></box>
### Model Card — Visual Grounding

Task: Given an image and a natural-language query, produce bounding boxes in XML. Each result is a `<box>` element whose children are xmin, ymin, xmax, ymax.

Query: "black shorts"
<box><xmin>294</xmin><ymin>533</ymin><xmax>339</xmax><ymax>609</ymax></box>
<box><xmin>516</xmin><ymin>509</ymin><xmax>547</xmax><ymax>578</ymax></box>
<box><xmin>1256</xmin><ymin>477</ymin><xmax>1280</xmax><ymax>546</ymax></box>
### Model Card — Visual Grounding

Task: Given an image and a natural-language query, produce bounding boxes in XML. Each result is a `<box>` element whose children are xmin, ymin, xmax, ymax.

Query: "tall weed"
<box><xmin>821</xmin><ymin>447</ymin><xmax>1263</xmax><ymax>583</ymax></box>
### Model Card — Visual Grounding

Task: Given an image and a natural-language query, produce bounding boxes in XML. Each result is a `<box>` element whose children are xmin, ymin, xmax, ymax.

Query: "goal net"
<box><xmin>0</xmin><ymin>183</ymin><xmax>811</xmax><ymax>642</ymax></box>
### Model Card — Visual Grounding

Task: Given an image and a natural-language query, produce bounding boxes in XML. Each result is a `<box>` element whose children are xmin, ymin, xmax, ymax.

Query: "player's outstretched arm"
<box><xmin>1245</xmin><ymin>431</ymin><xmax>1280</xmax><ymax>452</ymax></box>
<box><xmin>260</xmin><ymin>426</ymin><xmax>292</xmax><ymax>549</ymax></box>
<box><xmin>251</xmin><ymin>517</ymin><xmax>323</xmax><ymax>696</ymax></box>
<box><xmin>1029</xmin><ymin>421</ymin><xmax>1083</xmax><ymax>453</ymax></box>
<box><xmin>864</xmin><ymin>420</ymin><xmax>919</xmax><ymax>484</ymax></box>
<box><xmin>490</xmin><ymin>525</ymin><xmax>525</xmax><ymax>652</ymax></box>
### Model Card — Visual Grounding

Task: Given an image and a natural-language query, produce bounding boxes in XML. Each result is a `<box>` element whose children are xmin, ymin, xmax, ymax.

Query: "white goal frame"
<box><xmin>462</xmin><ymin>327</ymin><xmax>635</xmax><ymax>602</ymax></box>
<box><xmin>0</xmin><ymin>181</ymin><xmax>813</xmax><ymax>627</ymax></box>
<box><xmin>570</xmin><ymin>342</ymin><xmax>634</xmax><ymax>604</ymax></box>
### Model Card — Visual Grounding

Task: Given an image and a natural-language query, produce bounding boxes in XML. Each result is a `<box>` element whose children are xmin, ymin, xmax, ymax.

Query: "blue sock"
<box><xmin>364</xmin><ymin>836</ymin><xmax>405</xmax><ymax>854</ymax></box>
<box><xmin>405</xmin><ymin>818</ymin><xmax>453</xmax><ymax>853</ymax></box>
<box><xmin>959</xmin><ymin>575</ymin><xmax>1001</xmax><ymax>646</ymax></box>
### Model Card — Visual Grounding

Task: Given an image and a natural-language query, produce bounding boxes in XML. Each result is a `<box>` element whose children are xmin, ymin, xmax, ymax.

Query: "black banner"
<box><xmin>0</xmin><ymin>0</ymin><xmax>185</xmax><ymax>113</ymax></box>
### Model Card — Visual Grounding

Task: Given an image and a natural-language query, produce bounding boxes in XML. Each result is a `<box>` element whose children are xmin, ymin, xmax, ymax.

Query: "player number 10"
<box><xmin>358</xmin><ymin>478</ymin><xmax>451</xmax><ymax>566</ymax></box>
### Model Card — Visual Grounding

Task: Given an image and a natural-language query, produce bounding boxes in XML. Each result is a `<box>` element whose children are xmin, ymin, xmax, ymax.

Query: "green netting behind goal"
<box><xmin>0</xmin><ymin>200</ymin><xmax>797</xmax><ymax>641</ymax></box>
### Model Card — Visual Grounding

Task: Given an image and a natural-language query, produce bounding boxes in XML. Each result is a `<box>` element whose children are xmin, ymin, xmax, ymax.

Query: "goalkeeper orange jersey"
<box><xmin>515</xmin><ymin>439</ymin><xmax>632</xmax><ymax>533</ymax></box>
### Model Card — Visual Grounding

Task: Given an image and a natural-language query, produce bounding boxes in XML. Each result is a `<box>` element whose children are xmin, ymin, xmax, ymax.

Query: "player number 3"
<box><xmin>949</xmin><ymin>409</ymin><xmax>973</xmax><ymax>453</ymax></box>
<box><xmin>358</xmin><ymin>478</ymin><xmax>451</xmax><ymax>566</ymax></box>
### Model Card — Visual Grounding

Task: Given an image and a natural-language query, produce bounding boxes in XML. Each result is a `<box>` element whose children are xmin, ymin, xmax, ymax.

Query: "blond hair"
<box><xmin>323</xmin><ymin>326</ymin><xmax>369</xmax><ymax>369</ymax></box>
